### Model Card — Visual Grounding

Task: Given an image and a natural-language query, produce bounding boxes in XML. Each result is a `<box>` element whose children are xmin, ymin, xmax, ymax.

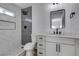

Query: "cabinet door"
<box><xmin>59</xmin><ymin>44</ymin><xmax>75</xmax><ymax>56</ymax></box>
<box><xmin>46</xmin><ymin>42</ymin><xmax>57</xmax><ymax>56</ymax></box>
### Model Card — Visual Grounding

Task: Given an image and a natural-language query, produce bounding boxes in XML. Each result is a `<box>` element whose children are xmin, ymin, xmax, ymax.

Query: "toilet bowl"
<box><xmin>23</xmin><ymin>34</ymin><xmax>36</xmax><ymax>56</ymax></box>
<box><xmin>24</xmin><ymin>42</ymin><xmax>35</xmax><ymax>56</ymax></box>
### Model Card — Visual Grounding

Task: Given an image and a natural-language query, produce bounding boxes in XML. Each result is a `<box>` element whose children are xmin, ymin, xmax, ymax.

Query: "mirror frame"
<box><xmin>50</xmin><ymin>9</ymin><xmax>65</xmax><ymax>29</ymax></box>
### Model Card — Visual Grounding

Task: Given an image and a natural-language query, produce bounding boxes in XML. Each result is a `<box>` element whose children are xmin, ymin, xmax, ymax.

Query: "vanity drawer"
<box><xmin>46</xmin><ymin>36</ymin><xmax>75</xmax><ymax>45</ymax></box>
<box><xmin>46</xmin><ymin>36</ymin><xmax>58</xmax><ymax>42</ymax></box>
<box><xmin>58</xmin><ymin>38</ymin><xmax>75</xmax><ymax>45</ymax></box>
<box><xmin>37</xmin><ymin>41</ymin><xmax>45</xmax><ymax>49</ymax></box>
<box><xmin>37</xmin><ymin>48</ymin><xmax>45</xmax><ymax>56</ymax></box>
<box><xmin>36</xmin><ymin>35</ymin><xmax>46</xmax><ymax>42</ymax></box>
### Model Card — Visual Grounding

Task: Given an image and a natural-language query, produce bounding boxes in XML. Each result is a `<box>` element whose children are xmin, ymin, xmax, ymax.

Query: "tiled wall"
<box><xmin>21</xmin><ymin>7</ymin><xmax>32</xmax><ymax>45</ymax></box>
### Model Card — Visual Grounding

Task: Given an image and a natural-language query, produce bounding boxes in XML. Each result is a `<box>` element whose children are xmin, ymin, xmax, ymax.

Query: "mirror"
<box><xmin>50</xmin><ymin>9</ymin><xmax>65</xmax><ymax>29</ymax></box>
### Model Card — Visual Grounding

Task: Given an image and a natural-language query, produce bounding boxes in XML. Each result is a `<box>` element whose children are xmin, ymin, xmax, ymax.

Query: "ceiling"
<box><xmin>14</xmin><ymin>3</ymin><xmax>32</xmax><ymax>9</ymax></box>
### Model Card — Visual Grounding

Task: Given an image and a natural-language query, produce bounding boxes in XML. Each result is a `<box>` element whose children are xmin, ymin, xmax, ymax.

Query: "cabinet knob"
<box><xmin>39</xmin><ymin>37</ymin><xmax>43</xmax><ymax>39</ymax></box>
<box><xmin>39</xmin><ymin>44</ymin><xmax>43</xmax><ymax>46</ymax></box>
<box><xmin>39</xmin><ymin>52</ymin><xmax>43</xmax><ymax>54</ymax></box>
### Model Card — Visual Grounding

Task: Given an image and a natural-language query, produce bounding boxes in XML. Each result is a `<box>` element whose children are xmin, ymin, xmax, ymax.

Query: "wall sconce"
<box><xmin>70</xmin><ymin>12</ymin><xmax>75</xmax><ymax>19</ymax></box>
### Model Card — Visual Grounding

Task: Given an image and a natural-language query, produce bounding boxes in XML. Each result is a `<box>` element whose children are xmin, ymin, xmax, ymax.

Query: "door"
<box><xmin>59</xmin><ymin>44</ymin><xmax>75</xmax><ymax>56</ymax></box>
<box><xmin>46</xmin><ymin>42</ymin><xmax>58</xmax><ymax>56</ymax></box>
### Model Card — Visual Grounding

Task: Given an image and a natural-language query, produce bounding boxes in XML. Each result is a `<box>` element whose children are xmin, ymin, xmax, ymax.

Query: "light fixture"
<box><xmin>4</xmin><ymin>10</ymin><xmax>15</xmax><ymax>17</ymax></box>
<box><xmin>52</xmin><ymin>3</ymin><xmax>59</xmax><ymax>5</ymax></box>
<box><xmin>0</xmin><ymin>7</ymin><xmax>15</xmax><ymax>17</ymax></box>
<box><xmin>0</xmin><ymin>7</ymin><xmax>4</xmax><ymax>13</ymax></box>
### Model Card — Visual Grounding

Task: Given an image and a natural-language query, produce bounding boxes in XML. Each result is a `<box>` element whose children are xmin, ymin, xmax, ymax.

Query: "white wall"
<box><xmin>32</xmin><ymin>3</ymin><xmax>79</xmax><ymax>35</ymax></box>
<box><xmin>0</xmin><ymin>3</ymin><xmax>21</xmax><ymax>56</ymax></box>
<box><xmin>32</xmin><ymin>4</ymin><xmax>49</xmax><ymax>34</ymax></box>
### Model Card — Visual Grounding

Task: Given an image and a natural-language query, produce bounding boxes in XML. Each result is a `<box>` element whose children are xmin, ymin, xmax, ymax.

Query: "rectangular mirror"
<box><xmin>50</xmin><ymin>9</ymin><xmax>65</xmax><ymax>29</ymax></box>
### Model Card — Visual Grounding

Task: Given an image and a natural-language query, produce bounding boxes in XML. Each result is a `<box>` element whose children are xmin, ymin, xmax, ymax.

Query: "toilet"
<box><xmin>23</xmin><ymin>35</ymin><xmax>36</xmax><ymax>56</ymax></box>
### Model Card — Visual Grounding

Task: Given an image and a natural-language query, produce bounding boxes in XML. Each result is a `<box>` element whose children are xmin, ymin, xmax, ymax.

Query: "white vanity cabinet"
<box><xmin>36</xmin><ymin>35</ymin><xmax>76</xmax><ymax>56</ymax></box>
<box><xmin>36</xmin><ymin>35</ymin><xmax>46</xmax><ymax>56</ymax></box>
<box><xmin>46</xmin><ymin>42</ymin><xmax>75</xmax><ymax>56</ymax></box>
<box><xmin>46</xmin><ymin>36</ymin><xmax>75</xmax><ymax>56</ymax></box>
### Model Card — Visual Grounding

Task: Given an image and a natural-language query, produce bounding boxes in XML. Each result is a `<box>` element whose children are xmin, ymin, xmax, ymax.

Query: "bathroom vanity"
<box><xmin>36</xmin><ymin>34</ymin><xmax>77</xmax><ymax>56</ymax></box>
<box><xmin>32</xmin><ymin>3</ymin><xmax>79</xmax><ymax>56</ymax></box>
<box><xmin>34</xmin><ymin>6</ymin><xmax>76</xmax><ymax>56</ymax></box>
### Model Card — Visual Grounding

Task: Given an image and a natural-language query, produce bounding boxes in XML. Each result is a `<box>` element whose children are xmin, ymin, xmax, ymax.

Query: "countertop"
<box><xmin>32</xmin><ymin>33</ymin><xmax>79</xmax><ymax>39</ymax></box>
